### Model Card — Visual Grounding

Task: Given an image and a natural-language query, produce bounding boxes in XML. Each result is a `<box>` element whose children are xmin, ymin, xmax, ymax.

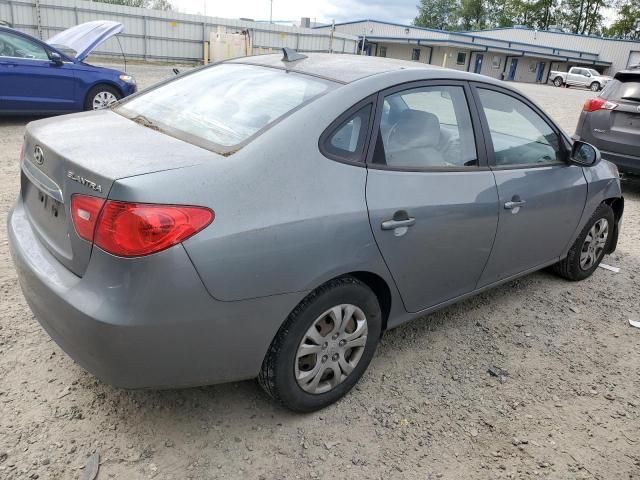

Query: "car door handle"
<box><xmin>381</xmin><ymin>217</ymin><xmax>416</xmax><ymax>230</ymax></box>
<box><xmin>504</xmin><ymin>200</ymin><xmax>526</xmax><ymax>209</ymax></box>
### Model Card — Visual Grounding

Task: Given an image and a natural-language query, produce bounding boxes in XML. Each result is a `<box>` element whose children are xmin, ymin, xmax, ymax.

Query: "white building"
<box><xmin>314</xmin><ymin>20</ymin><xmax>640</xmax><ymax>83</ymax></box>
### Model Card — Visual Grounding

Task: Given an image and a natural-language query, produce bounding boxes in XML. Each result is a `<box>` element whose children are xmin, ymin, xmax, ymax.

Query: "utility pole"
<box><xmin>269</xmin><ymin>0</ymin><xmax>273</xmax><ymax>24</ymax></box>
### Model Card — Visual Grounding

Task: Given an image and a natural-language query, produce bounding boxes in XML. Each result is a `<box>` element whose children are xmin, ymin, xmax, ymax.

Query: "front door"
<box><xmin>507</xmin><ymin>58</ymin><xmax>518</xmax><ymax>81</ymax></box>
<box><xmin>0</xmin><ymin>30</ymin><xmax>76</xmax><ymax>113</ymax></box>
<box><xmin>366</xmin><ymin>82</ymin><xmax>499</xmax><ymax>313</ymax></box>
<box><xmin>474</xmin><ymin>54</ymin><xmax>484</xmax><ymax>74</ymax></box>
<box><xmin>471</xmin><ymin>85</ymin><xmax>587</xmax><ymax>287</ymax></box>
<box><xmin>536</xmin><ymin>62</ymin><xmax>546</xmax><ymax>82</ymax></box>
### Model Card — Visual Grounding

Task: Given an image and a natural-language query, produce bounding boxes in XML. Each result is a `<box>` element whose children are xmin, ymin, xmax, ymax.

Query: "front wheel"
<box><xmin>551</xmin><ymin>203</ymin><xmax>614</xmax><ymax>281</ymax></box>
<box><xmin>259</xmin><ymin>277</ymin><xmax>382</xmax><ymax>412</ymax></box>
<box><xmin>553</xmin><ymin>77</ymin><xmax>563</xmax><ymax>87</ymax></box>
<box><xmin>590</xmin><ymin>82</ymin><xmax>601</xmax><ymax>92</ymax></box>
<box><xmin>84</xmin><ymin>84</ymin><xmax>122</xmax><ymax>111</ymax></box>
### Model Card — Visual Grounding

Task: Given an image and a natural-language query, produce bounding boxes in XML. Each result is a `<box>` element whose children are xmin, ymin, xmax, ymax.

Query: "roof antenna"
<box><xmin>282</xmin><ymin>47</ymin><xmax>307</xmax><ymax>62</ymax></box>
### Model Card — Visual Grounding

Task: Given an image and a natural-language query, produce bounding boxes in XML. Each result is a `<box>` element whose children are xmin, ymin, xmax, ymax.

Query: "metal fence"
<box><xmin>0</xmin><ymin>0</ymin><xmax>358</xmax><ymax>62</ymax></box>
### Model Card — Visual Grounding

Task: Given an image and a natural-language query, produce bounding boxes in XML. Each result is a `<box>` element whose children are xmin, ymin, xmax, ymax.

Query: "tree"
<box><xmin>603</xmin><ymin>0</ymin><xmax>640</xmax><ymax>38</ymax></box>
<box><xmin>458</xmin><ymin>0</ymin><xmax>486</xmax><ymax>30</ymax></box>
<box><xmin>414</xmin><ymin>0</ymin><xmax>460</xmax><ymax>30</ymax></box>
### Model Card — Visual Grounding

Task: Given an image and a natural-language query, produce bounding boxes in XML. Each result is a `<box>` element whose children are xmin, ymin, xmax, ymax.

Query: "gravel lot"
<box><xmin>1</xmin><ymin>62</ymin><xmax>639</xmax><ymax>480</ymax></box>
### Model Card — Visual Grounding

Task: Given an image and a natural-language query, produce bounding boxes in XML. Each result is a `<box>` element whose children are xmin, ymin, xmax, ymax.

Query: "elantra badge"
<box><xmin>67</xmin><ymin>171</ymin><xmax>102</xmax><ymax>193</ymax></box>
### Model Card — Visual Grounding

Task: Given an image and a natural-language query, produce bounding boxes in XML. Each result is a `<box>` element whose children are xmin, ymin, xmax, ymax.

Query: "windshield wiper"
<box><xmin>130</xmin><ymin>115</ymin><xmax>161</xmax><ymax>131</ymax></box>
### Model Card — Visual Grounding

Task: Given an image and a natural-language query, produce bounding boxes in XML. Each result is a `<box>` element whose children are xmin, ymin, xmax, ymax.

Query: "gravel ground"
<box><xmin>1</xmin><ymin>63</ymin><xmax>639</xmax><ymax>480</ymax></box>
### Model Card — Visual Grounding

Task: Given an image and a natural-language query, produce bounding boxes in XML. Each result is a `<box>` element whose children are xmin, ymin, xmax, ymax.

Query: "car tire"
<box><xmin>258</xmin><ymin>276</ymin><xmax>382</xmax><ymax>412</ymax></box>
<box><xmin>551</xmin><ymin>203</ymin><xmax>614</xmax><ymax>281</ymax></box>
<box><xmin>84</xmin><ymin>84</ymin><xmax>122</xmax><ymax>111</ymax></box>
<box><xmin>553</xmin><ymin>77</ymin><xmax>563</xmax><ymax>87</ymax></box>
<box><xmin>590</xmin><ymin>82</ymin><xmax>600</xmax><ymax>92</ymax></box>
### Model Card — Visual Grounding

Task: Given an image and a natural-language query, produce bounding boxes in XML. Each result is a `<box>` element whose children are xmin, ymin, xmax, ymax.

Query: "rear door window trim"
<box><xmin>364</xmin><ymin>79</ymin><xmax>490</xmax><ymax>172</ymax></box>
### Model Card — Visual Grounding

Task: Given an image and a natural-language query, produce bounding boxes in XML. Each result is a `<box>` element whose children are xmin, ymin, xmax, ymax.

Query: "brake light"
<box><xmin>583</xmin><ymin>97</ymin><xmax>618</xmax><ymax>112</ymax></box>
<box><xmin>70</xmin><ymin>195</ymin><xmax>214</xmax><ymax>257</ymax></box>
<box><xmin>71</xmin><ymin>195</ymin><xmax>106</xmax><ymax>242</ymax></box>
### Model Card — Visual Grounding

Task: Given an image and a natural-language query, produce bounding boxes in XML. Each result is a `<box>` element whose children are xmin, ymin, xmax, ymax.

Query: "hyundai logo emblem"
<box><xmin>33</xmin><ymin>146</ymin><xmax>45</xmax><ymax>166</ymax></box>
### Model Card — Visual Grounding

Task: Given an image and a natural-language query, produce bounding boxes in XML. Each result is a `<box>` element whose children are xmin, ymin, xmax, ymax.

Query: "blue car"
<box><xmin>0</xmin><ymin>21</ymin><xmax>137</xmax><ymax>114</ymax></box>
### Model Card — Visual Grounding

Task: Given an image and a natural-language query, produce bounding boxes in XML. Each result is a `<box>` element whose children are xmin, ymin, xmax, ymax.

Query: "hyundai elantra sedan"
<box><xmin>8</xmin><ymin>52</ymin><xmax>623</xmax><ymax>412</ymax></box>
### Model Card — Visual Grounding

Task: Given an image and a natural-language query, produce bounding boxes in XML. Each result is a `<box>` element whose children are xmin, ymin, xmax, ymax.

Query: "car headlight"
<box><xmin>119</xmin><ymin>74</ymin><xmax>136</xmax><ymax>84</ymax></box>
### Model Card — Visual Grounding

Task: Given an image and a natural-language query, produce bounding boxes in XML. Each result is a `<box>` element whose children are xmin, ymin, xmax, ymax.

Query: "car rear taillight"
<box><xmin>71</xmin><ymin>195</ymin><xmax>106</xmax><ymax>242</ymax></box>
<box><xmin>583</xmin><ymin>97</ymin><xmax>618</xmax><ymax>112</ymax></box>
<box><xmin>71</xmin><ymin>194</ymin><xmax>214</xmax><ymax>257</ymax></box>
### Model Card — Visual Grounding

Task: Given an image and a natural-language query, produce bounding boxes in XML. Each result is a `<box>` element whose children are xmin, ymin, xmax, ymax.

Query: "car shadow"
<box><xmin>621</xmin><ymin>174</ymin><xmax>640</xmax><ymax>199</ymax></box>
<box><xmin>0</xmin><ymin>115</ymin><xmax>50</xmax><ymax>127</ymax></box>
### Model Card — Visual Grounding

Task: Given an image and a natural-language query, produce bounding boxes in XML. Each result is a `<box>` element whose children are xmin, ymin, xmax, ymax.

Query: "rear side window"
<box><xmin>322</xmin><ymin>104</ymin><xmax>372</xmax><ymax>162</ymax></box>
<box><xmin>117</xmin><ymin>64</ymin><xmax>335</xmax><ymax>152</ymax></box>
<box><xmin>603</xmin><ymin>78</ymin><xmax>640</xmax><ymax>102</ymax></box>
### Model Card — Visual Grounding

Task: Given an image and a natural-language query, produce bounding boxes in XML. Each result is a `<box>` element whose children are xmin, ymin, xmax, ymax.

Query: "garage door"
<box><xmin>628</xmin><ymin>51</ymin><xmax>640</xmax><ymax>68</ymax></box>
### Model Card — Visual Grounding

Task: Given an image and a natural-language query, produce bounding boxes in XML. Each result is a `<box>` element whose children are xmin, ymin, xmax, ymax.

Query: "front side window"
<box><xmin>373</xmin><ymin>85</ymin><xmax>478</xmax><ymax>169</ymax></box>
<box><xmin>323</xmin><ymin>104</ymin><xmax>372</xmax><ymax>162</ymax></box>
<box><xmin>0</xmin><ymin>31</ymin><xmax>48</xmax><ymax>60</ymax></box>
<box><xmin>117</xmin><ymin>64</ymin><xmax>335</xmax><ymax>151</ymax></box>
<box><xmin>457</xmin><ymin>52</ymin><xmax>466</xmax><ymax>65</ymax></box>
<box><xmin>477</xmin><ymin>88</ymin><xmax>560</xmax><ymax>167</ymax></box>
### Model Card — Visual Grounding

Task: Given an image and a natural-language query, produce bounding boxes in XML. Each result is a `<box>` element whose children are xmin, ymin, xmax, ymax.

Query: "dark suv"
<box><xmin>575</xmin><ymin>69</ymin><xmax>640</xmax><ymax>174</ymax></box>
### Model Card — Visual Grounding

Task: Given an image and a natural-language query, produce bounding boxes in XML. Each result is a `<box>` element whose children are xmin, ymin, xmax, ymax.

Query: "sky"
<box><xmin>170</xmin><ymin>0</ymin><xmax>418</xmax><ymax>25</ymax></box>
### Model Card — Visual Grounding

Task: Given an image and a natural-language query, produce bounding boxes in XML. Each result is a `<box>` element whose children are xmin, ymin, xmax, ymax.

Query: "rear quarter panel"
<box><xmin>108</xmin><ymin>81</ymin><xmax>396</xmax><ymax>303</ymax></box>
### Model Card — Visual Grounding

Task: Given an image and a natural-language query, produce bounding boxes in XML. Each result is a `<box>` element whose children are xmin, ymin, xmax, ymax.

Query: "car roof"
<box><xmin>229</xmin><ymin>52</ymin><xmax>489</xmax><ymax>85</ymax></box>
<box><xmin>614</xmin><ymin>70</ymin><xmax>640</xmax><ymax>81</ymax></box>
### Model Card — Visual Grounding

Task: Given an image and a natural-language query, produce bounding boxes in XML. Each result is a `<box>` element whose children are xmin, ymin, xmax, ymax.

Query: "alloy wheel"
<box><xmin>579</xmin><ymin>218</ymin><xmax>608</xmax><ymax>270</ymax></box>
<box><xmin>295</xmin><ymin>304</ymin><xmax>368</xmax><ymax>394</ymax></box>
<box><xmin>92</xmin><ymin>91</ymin><xmax>118</xmax><ymax>110</ymax></box>
<box><xmin>590</xmin><ymin>83</ymin><xmax>599</xmax><ymax>91</ymax></box>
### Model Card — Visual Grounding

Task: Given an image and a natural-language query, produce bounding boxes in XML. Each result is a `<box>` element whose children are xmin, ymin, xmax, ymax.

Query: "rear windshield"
<box><xmin>602</xmin><ymin>78</ymin><xmax>640</xmax><ymax>102</ymax></box>
<box><xmin>117</xmin><ymin>64</ymin><xmax>335</xmax><ymax>152</ymax></box>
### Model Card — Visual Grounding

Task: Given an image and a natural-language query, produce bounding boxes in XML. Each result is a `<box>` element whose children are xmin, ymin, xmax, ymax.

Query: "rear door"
<box><xmin>589</xmin><ymin>76</ymin><xmax>640</xmax><ymax>156</ymax></box>
<box><xmin>365</xmin><ymin>81</ymin><xmax>499</xmax><ymax>313</ymax></box>
<box><xmin>567</xmin><ymin>68</ymin><xmax>588</xmax><ymax>87</ymax></box>
<box><xmin>470</xmin><ymin>83</ymin><xmax>587</xmax><ymax>287</ymax></box>
<box><xmin>0</xmin><ymin>30</ymin><xmax>76</xmax><ymax>113</ymax></box>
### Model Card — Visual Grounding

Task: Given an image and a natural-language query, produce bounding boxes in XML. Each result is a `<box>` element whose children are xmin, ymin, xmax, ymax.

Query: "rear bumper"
<box><xmin>8</xmin><ymin>196</ymin><xmax>303</xmax><ymax>388</ymax></box>
<box><xmin>600</xmin><ymin>150</ymin><xmax>640</xmax><ymax>174</ymax></box>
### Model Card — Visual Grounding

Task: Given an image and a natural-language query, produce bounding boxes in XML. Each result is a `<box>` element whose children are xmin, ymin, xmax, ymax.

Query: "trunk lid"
<box><xmin>46</xmin><ymin>21</ymin><xmax>123</xmax><ymax>62</ymax></box>
<box><xmin>22</xmin><ymin>110</ymin><xmax>213</xmax><ymax>276</ymax></box>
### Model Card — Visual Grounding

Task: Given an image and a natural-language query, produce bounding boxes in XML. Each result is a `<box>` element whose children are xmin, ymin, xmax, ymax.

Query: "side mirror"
<box><xmin>570</xmin><ymin>141</ymin><xmax>601</xmax><ymax>167</ymax></box>
<box><xmin>49</xmin><ymin>51</ymin><xmax>64</xmax><ymax>66</ymax></box>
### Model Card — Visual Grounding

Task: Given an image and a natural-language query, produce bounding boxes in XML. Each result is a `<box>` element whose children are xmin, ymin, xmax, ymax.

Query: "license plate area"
<box><xmin>22</xmin><ymin>176</ymin><xmax>71</xmax><ymax>255</ymax></box>
<box><xmin>613</xmin><ymin>112</ymin><xmax>640</xmax><ymax>132</ymax></box>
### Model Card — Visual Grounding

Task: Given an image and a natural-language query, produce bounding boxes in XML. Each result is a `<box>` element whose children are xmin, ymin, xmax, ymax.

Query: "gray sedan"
<box><xmin>8</xmin><ymin>53</ymin><xmax>623</xmax><ymax>412</ymax></box>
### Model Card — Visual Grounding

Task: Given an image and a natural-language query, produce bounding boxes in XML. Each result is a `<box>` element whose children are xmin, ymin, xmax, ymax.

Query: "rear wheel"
<box><xmin>258</xmin><ymin>277</ymin><xmax>382</xmax><ymax>412</ymax></box>
<box><xmin>553</xmin><ymin>77</ymin><xmax>563</xmax><ymax>87</ymax></box>
<box><xmin>84</xmin><ymin>84</ymin><xmax>121</xmax><ymax>111</ymax></box>
<box><xmin>590</xmin><ymin>81</ymin><xmax>601</xmax><ymax>92</ymax></box>
<box><xmin>551</xmin><ymin>203</ymin><xmax>614</xmax><ymax>281</ymax></box>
